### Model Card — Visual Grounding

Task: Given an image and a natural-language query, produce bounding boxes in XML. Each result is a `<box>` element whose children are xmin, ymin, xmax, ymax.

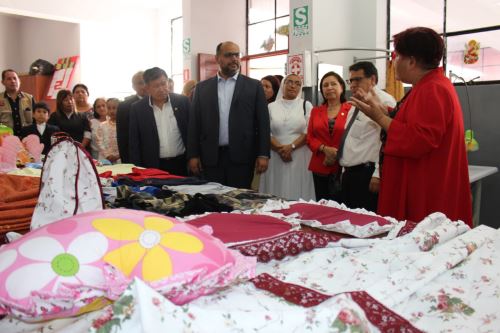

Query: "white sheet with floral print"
<box><xmin>2</xmin><ymin>213</ymin><xmax>500</xmax><ymax>332</ymax></box>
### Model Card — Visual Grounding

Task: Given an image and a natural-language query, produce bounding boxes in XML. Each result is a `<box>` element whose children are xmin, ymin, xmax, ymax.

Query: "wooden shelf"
<box><xmin>19</xmin><ymin>74</ymin><xmax>56</xmax><ymax>112</ymax></box>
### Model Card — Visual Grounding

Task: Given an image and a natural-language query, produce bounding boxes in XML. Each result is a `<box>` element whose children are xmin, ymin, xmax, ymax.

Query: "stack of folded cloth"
<box><xmin>0</xmin><ymin>174</ymin><xmax>40</xmax><ymax>243</ymax></box>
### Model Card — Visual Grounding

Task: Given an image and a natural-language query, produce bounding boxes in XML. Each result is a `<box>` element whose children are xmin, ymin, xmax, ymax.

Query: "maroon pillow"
<box><xmin>186</xmin><ymin>213</ymin><xmax>293</xmax><ymax>244</ymax></box>
<box><xmin>186</xmin><ymin>213</ymin><xmax>335</xmax><ymax>262</ymax></box>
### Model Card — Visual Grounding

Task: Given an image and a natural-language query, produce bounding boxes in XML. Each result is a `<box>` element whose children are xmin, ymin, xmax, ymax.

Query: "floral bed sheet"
<box><xmin>1</xmin><ymin>213</ymin><xmax>500</xmax><ymax>332</ymax></box>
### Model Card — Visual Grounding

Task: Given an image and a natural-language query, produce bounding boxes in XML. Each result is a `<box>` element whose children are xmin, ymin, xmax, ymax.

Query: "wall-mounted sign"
<box><xmin>183</xmin><ymin>38</ymin><xmax>191</xmax><ymax>55</ymax></box>
<box><xmin>292</xmin><ymin>5</ymin><xmax>309</xmax><ymax>37</ymax></box>
<box><xmin>287</xmin><ymin>54</ymin><xmax>304</xmax><ymax>82</ymax></box>
<box><xmin>46</xmin><ymin>56</ymin><xmax>79</xmax><ymax>100</ymax></box>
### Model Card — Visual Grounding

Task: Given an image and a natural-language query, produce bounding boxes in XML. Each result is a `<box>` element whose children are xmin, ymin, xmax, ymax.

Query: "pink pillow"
<box><xmin>0</xmin><ymin>209</ymin><xmax>255</xmax><ymax>321</ymax></box>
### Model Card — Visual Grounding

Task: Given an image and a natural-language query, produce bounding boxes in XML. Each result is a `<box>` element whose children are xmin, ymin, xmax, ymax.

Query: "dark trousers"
<box><xmin>313</xmin><ymin>173</ymin><xmax>342</xmax><ymax>203</ymax></box>
<box><xmin>159</xmin><ymin>154</ymin><xmax>187</xmax><ymax>176</ymax></box>
<box><xmin>203</xmin><ymin>147</ymin><xmax>254</xmax><ymax>189</ymax></box>
<box><xmin>340</xmin><ymin>162</ymin><xmax>378</xmax><ymax>212</ymax></box>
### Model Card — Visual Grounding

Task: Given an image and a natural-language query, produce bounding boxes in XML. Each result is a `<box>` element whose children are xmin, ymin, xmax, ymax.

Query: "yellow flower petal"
<box><xmin>92</xmin><ymin>218</ymin><xmax>144</xmax><ymax>241</ymax></box>
<box><xmin>142</xmin><ymin>245</ymin><xmax>172</xmax><ymax>281</ymax></box>
<box><xmin>104</xmin><ymin>242</ymin><xmax>145</xmax><ymax>277</ymax></box>
<box><xmin>144</xmin><ymin>216</ymin><xmax>175</xmax><ymax>233</ymax></box>
<box><xmin>160</xmin><ymin>232</ymin><xmax>204</xmax><ymax>254</ymax></box>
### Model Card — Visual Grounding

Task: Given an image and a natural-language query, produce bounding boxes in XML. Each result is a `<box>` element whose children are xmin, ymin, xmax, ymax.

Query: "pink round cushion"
<box><xmin>0</xmin><ymin>209</ymin><xmax>255</xmax><ymax>321</ymax></box>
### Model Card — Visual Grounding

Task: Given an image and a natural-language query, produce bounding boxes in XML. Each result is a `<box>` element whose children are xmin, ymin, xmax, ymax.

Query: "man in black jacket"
<box><xmin>187</xmin><ymin>41</ymin><xmax>270</xmax><ymax>189</ymax></box>
<box><xmin>129</xmin><ymin>67</ymin><xmax>190</xmax><ymax>176</ymax></box>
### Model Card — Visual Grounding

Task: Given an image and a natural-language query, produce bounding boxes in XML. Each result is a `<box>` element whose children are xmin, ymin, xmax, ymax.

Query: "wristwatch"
<box><xmin>291</xmin><ymin>143</ymin><xmax>296</xmax><ymax>150</ymax></box>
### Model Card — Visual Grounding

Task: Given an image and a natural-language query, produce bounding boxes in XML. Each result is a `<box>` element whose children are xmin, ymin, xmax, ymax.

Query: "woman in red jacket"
<box><xmin>307</xmin><ymin>71</ymin><xmax>351</xmax><ymax>201</ymax></box>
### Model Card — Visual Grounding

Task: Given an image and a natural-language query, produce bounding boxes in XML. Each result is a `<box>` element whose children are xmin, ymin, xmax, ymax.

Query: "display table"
<box><xmin>469</xmin><ymin>165</ymin><xmax>498</xmax><ymax>226</ymax></box>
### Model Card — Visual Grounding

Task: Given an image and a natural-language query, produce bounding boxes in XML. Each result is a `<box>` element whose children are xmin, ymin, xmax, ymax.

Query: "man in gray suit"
<box><xmin>129</xmin><ymin>67</ymin><xmax>190</xmax><ymax>176</ymax></box>
<box><xmin>187</xmin><ymin>41</ymin><xmax>270</xmax><ymax>188</ymax></box>
<box><xmin>116</xmin><ymin>71</ymin><xmax>146</xmax><ymax>163</ymax></box>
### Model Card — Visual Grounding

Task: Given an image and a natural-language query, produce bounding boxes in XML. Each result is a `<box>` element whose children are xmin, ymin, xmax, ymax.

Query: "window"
<box><xmin>247</xmin><ymin>0</ymin><xmax>289</xmax><ymax>56</ymax></box>
<box><xmin>246</xmin><ymin>0</ymin><xmax>289</xmax><ymax>79</ymax></box>
<box><xmin>247</xmin><ymin>54</ymin><xmax>287</xmax><ymax>80</ymax></box>
<box><xmin>447</xmin><ymin>29</ymin><xmax>500</xmax><ymax>83</ymax></box>
<box><xmin>390</xmin><ymin>1</ymin><xmax>500</xmax><ymax>82</ymax></box>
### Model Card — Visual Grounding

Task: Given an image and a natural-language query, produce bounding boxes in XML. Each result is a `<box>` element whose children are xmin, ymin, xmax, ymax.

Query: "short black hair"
<box><xmin>1</xmin><ymin>69</ymin><xmax>17</xmax><ymax>81</ymax></box>
<box><xmin>33</xmin><ymin>101</ymin><xmax>50</xmax><ymax>113</ymax></box>
<box><xmin>143</xmin><ymin>67</ymin><xmax>168</xmax><ymax>84</ymax></box>
<box><xmin>72</xmin><ymin>83</ymin><xmax>89</xmax><ymax>95</ymax></box>
<box><xmin>393</xmin><ymin>27</ymin><xmax>444</xmax><ymax>69</ymax></box>
<box><xmin>349</xmin><ymin>61</ymin><xmax>379</xmax><ymax>83</ymax></box>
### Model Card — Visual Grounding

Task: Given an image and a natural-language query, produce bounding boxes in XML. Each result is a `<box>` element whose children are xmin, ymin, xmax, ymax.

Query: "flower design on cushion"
<box><xmin>5</xmin><ymin>233</ymin><xmax>108</xmax><ymax>299</ymax></box>
<box><xmin>0</xmin><ymin>249</ymin><xmax>17</xmax><ymax>273</ymax></box>
<box><xmin>92</xmin><ymin>216</ymin><xmax>204</xmax><ymax>282</ymax></box>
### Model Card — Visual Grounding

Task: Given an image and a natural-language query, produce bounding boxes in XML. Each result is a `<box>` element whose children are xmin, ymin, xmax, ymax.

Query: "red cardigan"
<box><xmin>379</xmin><ymin>68</ymin><xmax>472</xmax><ymax>226</ymax></box>
<box><xmin>307</xmin><ymin>103</ymin><xmax>351</xmax><ymax>175</ymax></box>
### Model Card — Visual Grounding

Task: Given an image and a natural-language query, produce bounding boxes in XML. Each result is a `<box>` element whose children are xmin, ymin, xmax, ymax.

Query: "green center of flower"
<box><xmin>51</xmin><ymin>253</ymin><xmax>80</xmax><ymax>277</ymax></box>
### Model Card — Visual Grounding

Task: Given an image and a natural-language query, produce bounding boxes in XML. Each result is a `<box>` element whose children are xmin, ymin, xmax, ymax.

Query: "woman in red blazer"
<box><xmin>307</xmin><ymin>71</ymin><xmax>351</xmax><ymax>201</ymax></box>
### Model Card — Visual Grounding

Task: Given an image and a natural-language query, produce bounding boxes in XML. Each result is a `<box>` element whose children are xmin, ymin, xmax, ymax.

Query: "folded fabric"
<box><xmin>0</xmin><ymin>174</ymin><xmax>40</xmax><ymax>240</ymax></box>
<box><xmin>271</xmin><ymin>201</ymin><xmax>395</xmax><ymax>238</ymax></box>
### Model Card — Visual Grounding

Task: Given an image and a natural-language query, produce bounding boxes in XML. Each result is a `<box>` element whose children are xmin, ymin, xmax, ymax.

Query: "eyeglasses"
<box><xmin>346</xmin><ymin>77</ymin><xmax>366</xmax><ymax>85</ymax></box>
<box><xmin>285</xmin><ymin>80</ymin><xmax>301</xmax><ymax>87</ymax></box>
<box><xmin>223</xmin><ymin>52</ymin><xmax>241</xmax><ymax>58</ymax></box>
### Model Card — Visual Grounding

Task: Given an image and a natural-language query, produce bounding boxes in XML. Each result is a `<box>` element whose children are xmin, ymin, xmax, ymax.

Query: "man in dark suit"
<box><xmin>116</xmin><ymin>71</ymin><xmax>146</xmax><ymax>163</ymax></box>
<box><xmin>129</xmin><ymin>67</ymin><xmax>190</xmax><ymax>176</ymax></box>
<box><xmin>20</xmin><ymin>102</ymin><xmax>59</xmax><ymax>155</ymax></box>
<box><xmin>187</xmin><ymin>41</ymin><xmax>270</xmax><ymax>189</ymax></box>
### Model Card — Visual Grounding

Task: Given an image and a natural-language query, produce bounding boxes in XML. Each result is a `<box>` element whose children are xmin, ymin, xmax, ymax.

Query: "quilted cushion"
<box><xmin>0</xmin><ymin>209</ymin><xmax>255</xmax><ymax>321</ymax></box>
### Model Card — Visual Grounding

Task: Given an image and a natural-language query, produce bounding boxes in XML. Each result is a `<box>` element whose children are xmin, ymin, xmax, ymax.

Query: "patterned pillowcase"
<box><xmin>0</xmin><ymin>209</ymin><xmax>255</xmax><ymax>321</ymax></box>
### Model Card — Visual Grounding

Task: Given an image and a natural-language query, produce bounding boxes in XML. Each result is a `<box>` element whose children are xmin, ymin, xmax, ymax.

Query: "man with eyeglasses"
<box><xmin>339</xmin><ymin>61</ymin><xmax>396</xmax><ymax>212</ymax></box>
<box><xmin>187</xmin><ymin>41</ymin><xmax>270</xmax><ymax>188</ymax></box>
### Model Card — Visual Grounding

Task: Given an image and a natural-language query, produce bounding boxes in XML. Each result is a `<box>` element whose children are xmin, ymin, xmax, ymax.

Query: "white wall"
<box><xmin>312</xmin><ymin>0</ymin><xmax>387</xmax><ymax>87</ymax></box>
<box><xmin>18</xmin><ymin>17</ymin><xmax>80</xmax><ymax>74</ymax></box>
<box><xmin>0</xmin><ymin>0</ymin><xmax>179</xmax><ymax>100</ymax></box>
<box><xmin>289</xmin><ymin>0</ymin><xmax>388</xmax><ymax>100</ymax></box>
<box><xmin>0</xmin><ymin>14</ymin><xmax>20</xmax><ymax>72</ymax></box>
<box><xmin>183</xmin><ymin>0</ymin><xmax>246</xmax><ymax>81</ymax></box>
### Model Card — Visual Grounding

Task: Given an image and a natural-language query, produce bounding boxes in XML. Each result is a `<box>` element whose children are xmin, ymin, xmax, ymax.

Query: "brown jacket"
<box><xmin>0</xmin><ymin>91</ymin><xmax>34</xmax><ymax>130</ymax></box>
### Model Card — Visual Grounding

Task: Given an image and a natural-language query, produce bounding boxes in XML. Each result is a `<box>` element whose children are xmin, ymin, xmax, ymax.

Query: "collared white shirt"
<box><xmin>340</xmin><ymin>86</ymin><xmax>396</xmax><ymax>177</ymax></box>
<box><xmin>36</xmin><ymin>122</ymin><xmax>46</xmax><ymax>135</ymax></box>
<box><xmin>149</xmin><ymin>96</ymin><xmax>185</xmax><ymax>158</ymax></box>
<box><xmin>217</xmin><ymin>72</ymin><xmax>238</xmax><ymax>146</ymax></box>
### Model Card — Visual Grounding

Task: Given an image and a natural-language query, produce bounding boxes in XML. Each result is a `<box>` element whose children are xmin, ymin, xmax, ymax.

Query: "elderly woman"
<box><xmin>261</xmin><ymin>75</ymin><xmax>280</xmax><ymax>104</ymax></box>
<box><xmin>307</xmin><ymin>71</ymin><xmax>351</xmax><ymax>201</ymax></box>
<box><xmin>350</xmin><ymin>27</ymin><xmax>472</xmax><ymax>226</ymax></box>
<box><xmin>72</xmin><ymin>83</ymin><xmax>93</xmax><ymax>119</ymax></box>
<box><xmin>48</xmin><ymin>89</ymin><xmax>91</xmax><ymax>149</ymax></box>
<box><xmin>259</xmin><ymin>74</ymin><xmax>315</xmax><ymax>200</ymax></box>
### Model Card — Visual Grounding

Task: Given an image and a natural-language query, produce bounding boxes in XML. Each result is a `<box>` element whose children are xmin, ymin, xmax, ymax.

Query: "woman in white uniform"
<box><xmin>259</xmin><ymin>74</ymin><xmax>315</xmax><ymax>201</ymax></box>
